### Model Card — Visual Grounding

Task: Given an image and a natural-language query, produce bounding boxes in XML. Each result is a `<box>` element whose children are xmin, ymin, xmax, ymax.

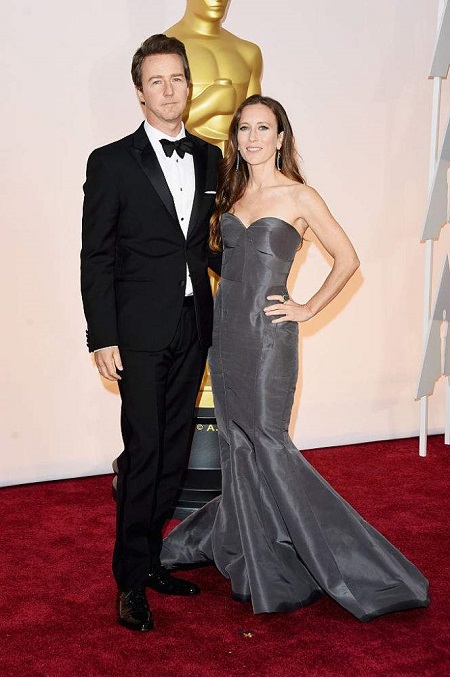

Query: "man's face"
<box><xmin>138</xmin><ymin>53</ymin><xmax>189</xmax><ymax>130</ymax></box>
<box><xmin>189</xmin><ymin>0</ymin><xmax>230</xmax><ymax>21</ymax></box>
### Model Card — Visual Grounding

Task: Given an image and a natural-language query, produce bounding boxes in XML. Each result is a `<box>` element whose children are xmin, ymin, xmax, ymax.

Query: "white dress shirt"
<box><xmin>144</xmin><ymin>121</ymin><xmax>195</xmax><ymax>296</ymax></box>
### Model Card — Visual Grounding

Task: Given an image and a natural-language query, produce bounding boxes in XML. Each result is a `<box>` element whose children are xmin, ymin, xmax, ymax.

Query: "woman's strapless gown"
<box><xmin>161</xmin><ymin>213</ymin><xmax>430</xmax><ymax>620</ymax></box>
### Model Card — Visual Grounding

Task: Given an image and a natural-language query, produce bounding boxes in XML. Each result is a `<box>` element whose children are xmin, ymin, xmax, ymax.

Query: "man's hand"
<box><xmin>94</xmin><ymin>346</ymin><xmax>123</xmax><ymax>381</ymax></box>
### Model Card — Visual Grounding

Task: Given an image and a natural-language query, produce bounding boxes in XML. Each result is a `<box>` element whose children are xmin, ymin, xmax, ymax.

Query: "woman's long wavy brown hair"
<box><xmin>209</xmin><ymin>95</ymin><xmax>306</xmax><ymax>252</ymax></box>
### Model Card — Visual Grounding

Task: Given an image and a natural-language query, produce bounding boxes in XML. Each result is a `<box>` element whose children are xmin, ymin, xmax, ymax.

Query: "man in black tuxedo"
<box><xmin>81</xmin><ymin>34</ymin><xmax>221</xmax><ymax>631</ymax></box>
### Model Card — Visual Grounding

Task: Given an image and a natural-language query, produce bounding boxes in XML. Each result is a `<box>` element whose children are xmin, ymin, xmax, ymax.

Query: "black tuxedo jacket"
<box><xmin>81</xmin><ymin>123</ymin><xmax>222</xmax><ymax>352</ymax></box>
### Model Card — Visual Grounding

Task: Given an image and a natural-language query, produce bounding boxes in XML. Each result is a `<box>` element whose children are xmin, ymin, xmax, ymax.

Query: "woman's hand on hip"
<box><xmin>264</xmin><ymin>295</ymin><xmax>313</xmax><ymax>323</ymax></box>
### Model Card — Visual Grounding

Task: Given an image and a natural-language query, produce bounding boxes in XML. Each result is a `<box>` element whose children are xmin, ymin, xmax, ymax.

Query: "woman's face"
<box><xmin>236</xmin><ymin>103</ymin><xmax>283</xmax><ymax>168</ymax></box>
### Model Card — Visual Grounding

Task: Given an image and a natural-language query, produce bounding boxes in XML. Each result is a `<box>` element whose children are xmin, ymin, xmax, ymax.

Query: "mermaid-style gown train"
<box><xmin>161</xmin><ymin>213</ymin><xmax>430</xmax><ymax>620</ymax></box>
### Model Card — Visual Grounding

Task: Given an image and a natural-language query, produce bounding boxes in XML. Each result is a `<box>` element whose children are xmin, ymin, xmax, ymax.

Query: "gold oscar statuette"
<box><xmin>166</xmin><ymin>0</ymin><xmax>263</xmax><ymax>411</ymax></box>
<box><xmin>166</xmin><ymin>0</ymin><xmax>263</xmax><ymax>152</ymax></box>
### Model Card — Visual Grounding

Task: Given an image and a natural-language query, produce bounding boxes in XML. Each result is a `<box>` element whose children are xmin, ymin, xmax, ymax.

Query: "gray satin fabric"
<box><xmin>162</xmin><ymin>213</ymin><xmax>430</xmax><ymax>620</ymax></box>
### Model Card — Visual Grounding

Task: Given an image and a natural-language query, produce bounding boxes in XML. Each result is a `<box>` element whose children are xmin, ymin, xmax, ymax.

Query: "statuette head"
<box><xmin>188</xmin><ymin>0</ymin><xmax>230</xmax><ymax>21</ymax></box>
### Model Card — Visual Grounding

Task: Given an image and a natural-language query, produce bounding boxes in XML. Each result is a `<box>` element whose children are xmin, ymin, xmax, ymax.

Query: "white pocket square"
<box><xmin>204</xmin><ymin>190</ymin><xmax>216</xmax><ymax>194</ymax></box>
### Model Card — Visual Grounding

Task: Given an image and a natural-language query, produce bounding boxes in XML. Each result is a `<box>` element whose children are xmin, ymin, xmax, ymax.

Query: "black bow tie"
<box><xmin>160</xmin><ymin>137</ymin><xmax>194</xmax><ymax>158</ymax></box>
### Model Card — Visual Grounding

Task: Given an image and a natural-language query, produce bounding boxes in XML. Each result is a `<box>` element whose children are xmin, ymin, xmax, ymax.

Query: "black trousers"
<box><xmin>113</xmin><ymin>299</ymin><xmax>206</xmax><ymax>591</ymax></box>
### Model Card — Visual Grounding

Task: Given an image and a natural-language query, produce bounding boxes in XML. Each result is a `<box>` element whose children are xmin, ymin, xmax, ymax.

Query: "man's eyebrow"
<box><xmin>147</xmin><ymin>73</ymin><xmax>185</xmax><ymax>80</ymax></box>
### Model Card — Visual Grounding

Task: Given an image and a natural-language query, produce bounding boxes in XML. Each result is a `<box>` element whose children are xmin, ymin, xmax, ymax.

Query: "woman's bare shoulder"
<box><xmin>290</xmin><ymin>183</ymin><xmax>321</xmax><ymax>202</ymax></box>
<box><xmin>289</xmin><ymin>184</ymin><xmax>330</xmax><ymax>217</ymax></box>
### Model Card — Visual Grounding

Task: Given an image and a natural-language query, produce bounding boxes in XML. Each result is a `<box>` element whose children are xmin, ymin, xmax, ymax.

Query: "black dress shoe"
<box><xmin>147</xmin><ymin>565</ymin><xmax>200</xmax><ymax>596</ymax></box>
<box><xmin>117</xmin><ymin>587</ymin><xmax>154</xmax><ymax>631</ymax></box>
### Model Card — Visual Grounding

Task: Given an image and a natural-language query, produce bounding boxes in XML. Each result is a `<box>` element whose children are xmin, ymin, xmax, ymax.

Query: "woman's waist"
<box><xmin>220</xmin><ymin>272</ymin><xmax>288</xmax><ymax>287</ymax></box>
<box><xmin>217</xmin><ymin>278</ymin><xmax>288</xmax><ymax>304</ymax></box>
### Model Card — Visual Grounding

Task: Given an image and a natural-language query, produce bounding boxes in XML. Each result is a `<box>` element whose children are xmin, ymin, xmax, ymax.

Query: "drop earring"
<box><xmin>276</xmin><ymin>149</ymin><xmax>281</xmax><ymax>171</ymax></box>
<box><xmin>235</xmin><ymin>151</ymin><xmax>241</xmax><ymax>171</ymax></box>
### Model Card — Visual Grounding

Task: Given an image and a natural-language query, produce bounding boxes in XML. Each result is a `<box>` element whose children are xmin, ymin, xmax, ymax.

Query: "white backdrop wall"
<box><xmin>1</xmin><ymin>0</ymin><xmax>448</xmax><ymax>486</ymax></box>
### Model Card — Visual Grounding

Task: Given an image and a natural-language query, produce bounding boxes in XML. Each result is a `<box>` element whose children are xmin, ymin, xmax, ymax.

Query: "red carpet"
<box><xmin>0</xmin><ymin>436</ymin><xmax>448</xmax><ymax>676</ymax></box>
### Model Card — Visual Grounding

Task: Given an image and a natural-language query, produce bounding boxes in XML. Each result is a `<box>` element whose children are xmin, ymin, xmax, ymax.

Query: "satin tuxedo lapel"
<box><xmin>129</xmin><ymin>123</ymin><xmax>178</xmax><ymax>226</ymax></box>
<box><xmin>186</xmin><ymin>131</ymin><xmax>207</xmax><ymax>240</ymax></box>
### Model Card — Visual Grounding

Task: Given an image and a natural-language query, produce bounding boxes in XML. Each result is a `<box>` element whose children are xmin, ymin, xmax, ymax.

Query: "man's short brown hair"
<box><xmin>131</xmin><ymin>34</ymin><xmax>191</xmax><ymax>90</ymax></box>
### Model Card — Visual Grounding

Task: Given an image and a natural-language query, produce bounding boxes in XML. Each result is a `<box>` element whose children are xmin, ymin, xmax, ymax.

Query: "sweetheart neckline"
<box><xmin>223</xmin><ymin>212</ymin><xmax>302</xmax><ymax>240</ymax></box>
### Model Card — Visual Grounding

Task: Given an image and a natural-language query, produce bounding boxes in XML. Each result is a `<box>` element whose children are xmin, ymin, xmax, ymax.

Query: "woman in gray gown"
<box><xmin>162</xmin><ymin>95</ymin><xmax>430</xmax><ymax>621</ymax></box>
